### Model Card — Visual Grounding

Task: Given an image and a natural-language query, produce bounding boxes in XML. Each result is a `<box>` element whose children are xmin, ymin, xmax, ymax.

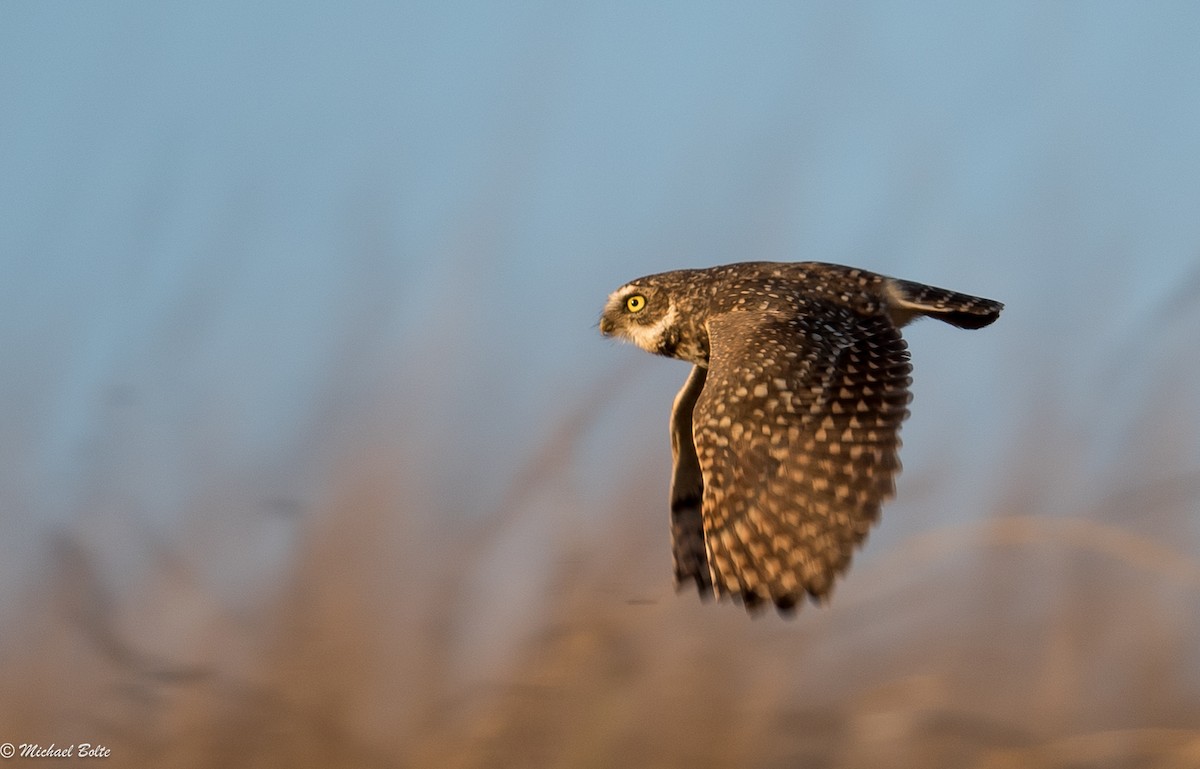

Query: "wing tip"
<box><xmin>934</xmin><ymin>302</ymin><xmax>1004</xmax><ymax>330</ymax></box>
<box><xmin>887</xmin><ymin>279</ymin><xmax>1004</xmax><ymax>330</ymax></box>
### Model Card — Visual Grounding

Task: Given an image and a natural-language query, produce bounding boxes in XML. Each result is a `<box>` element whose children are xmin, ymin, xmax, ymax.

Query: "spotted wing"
<box><xmin>694</xmin><ymin>304</ymin><xmax>912</xmax><ymax>612</ymax></box>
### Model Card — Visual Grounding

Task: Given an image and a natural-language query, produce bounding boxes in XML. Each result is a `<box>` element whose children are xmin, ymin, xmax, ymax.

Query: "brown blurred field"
<box><xmin>4</xmin><ymin>380</ymin><xmax>1199</xmax><ymax>769</ymax></box>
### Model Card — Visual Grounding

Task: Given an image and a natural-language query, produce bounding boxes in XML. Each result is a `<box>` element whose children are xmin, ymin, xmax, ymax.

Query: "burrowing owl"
<box><xmin>599</xmin><ymin>262</ymin><xmax>1002</xmax><ymax>614</ymax></box>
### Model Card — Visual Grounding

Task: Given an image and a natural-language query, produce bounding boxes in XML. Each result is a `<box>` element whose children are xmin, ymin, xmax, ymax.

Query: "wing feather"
<box><xmin>669</xmin><ymin>364</ymin><xmax>712</xmax><ymax>596</ymax></box>
<box><xmin>693</xmin><ymin>303</ymin><xmax>912</xmax><ymax>612</ymax></box>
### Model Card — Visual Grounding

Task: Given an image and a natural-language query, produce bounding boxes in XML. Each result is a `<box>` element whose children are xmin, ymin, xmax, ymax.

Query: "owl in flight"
<box><xmin>599</xmin><ymin>262</ymin><xmax>1002</xmax><ymax>614</ymax></box>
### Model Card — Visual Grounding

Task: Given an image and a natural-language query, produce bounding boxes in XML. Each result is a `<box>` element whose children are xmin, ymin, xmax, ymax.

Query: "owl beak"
<box><xmin>599</xmin><ymin>316</ymin><xmax>615</xmax><ymax>336</ymax></box>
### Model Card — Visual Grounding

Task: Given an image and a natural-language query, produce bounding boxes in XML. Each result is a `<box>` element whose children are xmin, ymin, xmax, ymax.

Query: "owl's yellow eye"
<box><xmin>626</xmin><ymin>294</ymin><xmax>647</xmax><ymax>313</ymax></box>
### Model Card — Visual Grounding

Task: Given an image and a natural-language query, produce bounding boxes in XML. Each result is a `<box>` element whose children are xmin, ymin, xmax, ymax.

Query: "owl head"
<box><xmin>599</xmin><ymin>277</ymin><xmax>687</xmax><ymax>359</ymax></box>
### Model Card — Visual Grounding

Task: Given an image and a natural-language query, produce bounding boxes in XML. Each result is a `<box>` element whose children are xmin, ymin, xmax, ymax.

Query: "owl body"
<box><xmin>600</xmin><ymin>261</ymin><xmax>1002</xmax><ymax>614</ymax></box>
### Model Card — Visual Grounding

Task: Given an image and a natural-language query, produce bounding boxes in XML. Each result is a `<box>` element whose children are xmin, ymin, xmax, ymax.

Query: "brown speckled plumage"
<box><xmin>600</xmin><ymin>261</ymin><xmax>1002</xmax><ymax>615</ymax></box>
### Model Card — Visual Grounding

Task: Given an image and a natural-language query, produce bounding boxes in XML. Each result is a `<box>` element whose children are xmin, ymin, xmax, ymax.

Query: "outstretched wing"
<box><xmin>693</xmin><ymin>303</ymin><xmax>912</xmax><ymax>612</ymax></box>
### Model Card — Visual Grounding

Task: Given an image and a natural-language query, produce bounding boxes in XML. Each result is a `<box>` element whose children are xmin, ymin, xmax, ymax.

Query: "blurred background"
<box><xmin>3</xmin><ymin>3</ymin><xmax>1200</xmax><ymax>767</ymax></box>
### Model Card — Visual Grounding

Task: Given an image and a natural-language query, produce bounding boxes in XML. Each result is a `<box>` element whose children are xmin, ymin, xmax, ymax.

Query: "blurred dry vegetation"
<box><xmin>3</xmin><ymin>375</ymin><xmax>1199</xmax><ymax>769</ymax></box>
